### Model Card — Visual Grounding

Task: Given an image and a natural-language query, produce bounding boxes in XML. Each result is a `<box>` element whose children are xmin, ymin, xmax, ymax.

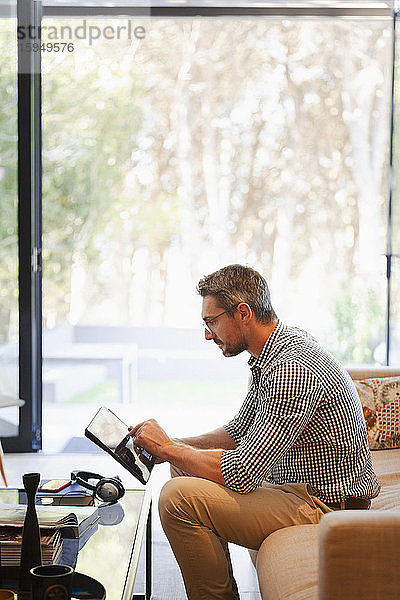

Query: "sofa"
<box><xmin>249</xmin><ymin>366</ymin><xmax>400</xmax><ymax>600</ymax></box>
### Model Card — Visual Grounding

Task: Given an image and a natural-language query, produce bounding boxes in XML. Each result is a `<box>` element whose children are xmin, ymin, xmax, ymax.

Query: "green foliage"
<box><xmin>0</xmin><ymin>22</ymin><xmax>18</xmax><ymax>343</ymax></box>
<box><xmin>327</xmin><ymin>284</ymin><xmax>385</xmax><ymax>364</ymax></box>
<box><xmin>43</xmin><ymin>46</ymin><xmax>142</xmax><ymax>322</ymax></box>
<box><xmin>68</xmin><ymin>380</ymin><xmax>118</xmax><ymax>404</ymax></box>
<box><xmin>42</xmin><ymin>33</ymin><xmax>182</xmax><ymax>324</ymax></box>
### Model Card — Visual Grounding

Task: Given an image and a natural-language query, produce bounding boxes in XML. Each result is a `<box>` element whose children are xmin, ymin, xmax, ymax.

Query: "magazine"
<box><xmin>0</xmin><ymin>504</ymin><xmax>99</xmax><ymax>539</ymax></box>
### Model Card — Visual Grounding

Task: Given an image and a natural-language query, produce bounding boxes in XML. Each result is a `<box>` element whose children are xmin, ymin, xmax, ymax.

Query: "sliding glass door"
<box><xmin>0</xmin><ymin>1</ymin><xmax>20</xmax><ymax>448</ymax></box>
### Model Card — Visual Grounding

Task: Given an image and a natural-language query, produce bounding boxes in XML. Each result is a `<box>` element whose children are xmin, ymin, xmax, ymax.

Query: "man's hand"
<box><xmin>129</xmin><ymin>419</ymin><xmax>174</xmax><ymax>463</ymax></box>
<box><xmin>129</xmin><ymin>419</ymin><xmax>226</xmax><ymax>486</ymax></box>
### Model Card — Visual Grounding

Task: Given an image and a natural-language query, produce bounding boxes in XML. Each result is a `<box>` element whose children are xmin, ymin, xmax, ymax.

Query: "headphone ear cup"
<box><xmin>95</xmin><ymin>481</ymin><xmax>119</xmax><ymax>503</ymax></box>
<box><xmin>94</xmin><ymin>477</ymin><xmax>125</xmax><ymax>503</ymax></box>
<box><xmin>111</xmin><ymin>477</ymin><xmax>125</xmax><ymax>500</ymax></box>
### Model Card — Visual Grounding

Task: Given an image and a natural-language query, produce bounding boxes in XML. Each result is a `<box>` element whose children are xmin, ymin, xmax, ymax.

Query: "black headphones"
<box><xmin>71</xmin><ymin>470</ymin><xmax>125</xmax><ymax>504</ymax></box>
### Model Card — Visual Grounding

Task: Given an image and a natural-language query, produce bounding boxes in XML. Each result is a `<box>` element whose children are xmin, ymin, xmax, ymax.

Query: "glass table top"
<box><xmin>0</xmin><ymin>488</ymin><xmax>151</xmax><ymax>600</ymax></box>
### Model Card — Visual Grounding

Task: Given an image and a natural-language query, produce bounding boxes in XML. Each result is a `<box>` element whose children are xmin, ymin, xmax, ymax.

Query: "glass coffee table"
<box><xmin>0</xmin><ymin>487</ymin><xmax>152</xmax><ymax>600</ymax></box>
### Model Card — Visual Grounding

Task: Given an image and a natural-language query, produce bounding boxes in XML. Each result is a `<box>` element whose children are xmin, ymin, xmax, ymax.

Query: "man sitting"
<box><xmin>130</xmin><ymin>264</ymin><xmax>379</xmax><ymax>600</ymax></box>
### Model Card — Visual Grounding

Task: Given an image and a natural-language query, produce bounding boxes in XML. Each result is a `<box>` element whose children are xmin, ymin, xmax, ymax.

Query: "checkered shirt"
<box><xmin>221</xmin><ymin>321</ymin><xmax>380</xmax><ymax>503</ymax></box>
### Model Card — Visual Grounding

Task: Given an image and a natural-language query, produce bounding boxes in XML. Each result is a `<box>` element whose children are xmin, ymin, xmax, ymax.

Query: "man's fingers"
<box><xmin>128</xmin><ymin>421</ymin><xmax>146</xmax><ymax>436</ymax></box>
<box><xmin>129</xmin><ymin>418</ymin><xmax>158</xmax><ymax>436</ymax></box>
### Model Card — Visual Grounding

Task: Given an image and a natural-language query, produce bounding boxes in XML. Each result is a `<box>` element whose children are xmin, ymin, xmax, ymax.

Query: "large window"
<box><xmin>0</xmin><ymin>4</ymin><xmax>19</xmax><ymax>440</ymax></box>
<box><xmin>40</xmin><ymin>12</ymin><xmax>392</xmax><ymax>451</ymax></box>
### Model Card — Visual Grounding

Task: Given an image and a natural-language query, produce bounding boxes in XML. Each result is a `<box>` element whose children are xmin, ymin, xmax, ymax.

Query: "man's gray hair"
<box><xmin>197</xmin><ymin>264</ymin><xmax>277</xmax><ymax>324</ymax></box>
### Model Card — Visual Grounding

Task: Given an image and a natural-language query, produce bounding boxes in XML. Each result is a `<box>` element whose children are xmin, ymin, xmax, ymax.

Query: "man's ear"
<box><xmin>236</xmin><ymin>302</ymin><xmax>252</xmax><ymax>324</ymax></box>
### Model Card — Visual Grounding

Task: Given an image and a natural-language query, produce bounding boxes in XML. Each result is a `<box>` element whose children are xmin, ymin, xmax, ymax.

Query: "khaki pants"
<box><xmin>158</xmin><ymin>467</ymin><xmax>330</xmax><ymax>600</ymax></box>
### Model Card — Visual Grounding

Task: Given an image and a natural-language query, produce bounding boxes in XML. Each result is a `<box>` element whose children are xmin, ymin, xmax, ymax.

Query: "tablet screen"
<box><xmin>85</xmin><ymin>407</ymin><xmax>155</xmax><ymax>485</ymax></box>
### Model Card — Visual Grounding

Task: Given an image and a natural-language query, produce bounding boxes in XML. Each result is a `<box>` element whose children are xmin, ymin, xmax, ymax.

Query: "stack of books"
<box><xmin>0</xmin><ymin>504</ymin><xmax>100</xmax><ymax>567</ymax></box>
<box><xmin>0</xmin><ymin>529</ymin><xmax>62</xmax><ymax>566</ymax></box>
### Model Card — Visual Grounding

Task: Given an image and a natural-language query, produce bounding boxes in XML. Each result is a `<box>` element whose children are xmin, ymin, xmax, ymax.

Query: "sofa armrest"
<box><xmin>319</xmin><ymin>510</ymin><xmax>400</xmax><ymax>600</ymax></box>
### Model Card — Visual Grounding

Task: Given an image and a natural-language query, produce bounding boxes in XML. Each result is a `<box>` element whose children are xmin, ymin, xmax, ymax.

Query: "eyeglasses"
<box><xmin>203</xmin><ymin>310</ymin><xmax>229</xmax><ymax>334</ymax></box>
<box><xmin>203</xmin><ymin>303</ymin><xmax>243</xmax><ymax>334</ymax></box>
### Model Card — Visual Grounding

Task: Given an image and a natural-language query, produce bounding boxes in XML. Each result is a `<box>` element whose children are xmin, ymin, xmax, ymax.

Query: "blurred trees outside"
<box><xmin>0</xmin><ymin>19</ymin><xmax>17</xmax><ymax>346</ymax></box>
<box><xmin>42</xmin><ymin>18</ymin><xmax>391</xmax><ymax>363</ymax></box>
<box><xmin>0</xmin><ymin>16</ymin><xmax>395</xmax><ymax>364</ymax></box>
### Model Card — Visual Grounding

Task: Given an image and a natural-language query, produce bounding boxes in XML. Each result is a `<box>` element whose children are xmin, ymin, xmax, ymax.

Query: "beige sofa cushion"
<box><xmin>255</xmin><ymin>524</ymin><xmax>318</xmax><ymax>600</ymax></box>
<box><xmin>371</xmin><ymin>448</ymin><xmax>400</xmax><ymax>510</ymax></box>
<box><xmin>319</xmin><ymin>510</ymin><xmax>400</xmax><ymax>600</ymax></box>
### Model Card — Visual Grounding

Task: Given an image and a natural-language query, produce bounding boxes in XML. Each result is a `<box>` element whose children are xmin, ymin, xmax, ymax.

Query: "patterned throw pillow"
<box><xmin>354</xmin><ymin>377</ymin><xmax>400</xmax><ymax>450</ymax></box>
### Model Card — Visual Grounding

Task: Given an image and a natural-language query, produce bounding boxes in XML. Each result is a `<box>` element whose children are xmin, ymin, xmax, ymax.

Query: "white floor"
<box><xmin>2</xmin><ymin>451</ymin><xmax>261</xmax><ymax>600</ymax></box>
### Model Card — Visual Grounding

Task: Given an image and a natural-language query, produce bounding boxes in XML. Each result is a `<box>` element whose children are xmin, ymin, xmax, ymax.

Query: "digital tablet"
<box><xmin>85</xmin><ymin>407</ymin><xmax>155</xmax><ymax>485</ymax></box>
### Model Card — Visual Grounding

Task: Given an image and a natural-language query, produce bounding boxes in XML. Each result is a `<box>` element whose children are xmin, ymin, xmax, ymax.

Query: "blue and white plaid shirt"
<box><xmin>221</xmin><ymin>321</ymin><xmax>380</xmax><ymax>503</ymax></box>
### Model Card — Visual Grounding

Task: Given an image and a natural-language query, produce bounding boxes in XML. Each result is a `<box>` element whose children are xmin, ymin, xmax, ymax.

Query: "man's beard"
<box><xmin>216</xmin><ymin>335</ymin><xmax>248</xmax><ymax>357</ymax></box>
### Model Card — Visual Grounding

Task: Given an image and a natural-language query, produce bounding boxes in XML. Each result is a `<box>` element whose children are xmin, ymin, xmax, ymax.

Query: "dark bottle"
<box><xmin>19</xmin><ymin>472</ymin><xmax>42</xmax><ymax>591</ymax></box>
